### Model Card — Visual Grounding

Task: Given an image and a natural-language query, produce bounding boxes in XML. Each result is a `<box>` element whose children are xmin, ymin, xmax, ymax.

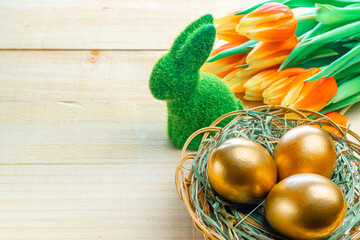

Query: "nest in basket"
<box><xmin>176</xmin><ymin>106</ymin><xmax>360</xmax><ymax>240</ymax></box>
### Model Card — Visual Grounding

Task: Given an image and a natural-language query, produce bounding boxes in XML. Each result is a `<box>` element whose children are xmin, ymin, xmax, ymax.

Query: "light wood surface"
<box><xmin>0</xmin><ymin>1</ymin><xmax>359</xmax><ymax>239</ymax></box>
<box><xmin>0</xmin><ymin>0</ymin><xmax>258</xmax><ymax>50</ymax></box>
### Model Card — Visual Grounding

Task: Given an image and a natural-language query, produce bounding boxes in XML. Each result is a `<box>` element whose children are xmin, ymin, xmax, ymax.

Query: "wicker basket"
<box><xmin>175</xmin><ymin>105</ymin><xmax>360</xmax><ymax>240</ymax></box>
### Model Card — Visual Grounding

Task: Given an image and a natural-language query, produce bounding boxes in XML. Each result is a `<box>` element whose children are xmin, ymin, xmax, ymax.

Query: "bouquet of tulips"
<box><xmin>202</xmin><ymin>0</ymin><xmax>360</xmax><ymax>124</ymax></box>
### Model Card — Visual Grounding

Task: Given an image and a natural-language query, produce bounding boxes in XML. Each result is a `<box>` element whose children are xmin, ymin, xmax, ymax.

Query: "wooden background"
<box><xmin>1</xmin><ymin>0</ymin><xmax>359</xmax><ymax>239</ymax></box>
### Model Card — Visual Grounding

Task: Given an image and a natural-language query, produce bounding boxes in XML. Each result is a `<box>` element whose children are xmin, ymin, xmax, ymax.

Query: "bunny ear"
<box><xmin>175</xmin><ymin>24</ymin><xmax>216</xmax><ymax>73</ymax></box>
<box><xmin>170</xmin><ymin>14</ymin><xmax>214</xmax><ymax>54</ymax></box>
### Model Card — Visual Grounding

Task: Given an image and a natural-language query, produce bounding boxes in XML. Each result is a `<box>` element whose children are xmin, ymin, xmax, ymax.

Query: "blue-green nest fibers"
<box><xmin>176</xmin><ymin>107</ymin><xmax>360</xmax><ymax>240</ymax></box>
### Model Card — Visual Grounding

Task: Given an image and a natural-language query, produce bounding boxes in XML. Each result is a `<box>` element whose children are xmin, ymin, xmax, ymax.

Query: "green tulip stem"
<box><xmin>296</xmin><ymin>13</ymin><xmax>315</xmax><ymax>21</ymax></box>
<box><xmin>300</xmin><ymin>21</ymin><xmax>360</xmax><ymax>48</ymax></box>
<box><xmin>321</xmin><ymin>92</ymin><xmax>360</xmax><ymax>113</ymax></box>
<box><xmin>306</xmin><ymin>43</ymin><xmax>360</xmax><ymax>81</ymax></box>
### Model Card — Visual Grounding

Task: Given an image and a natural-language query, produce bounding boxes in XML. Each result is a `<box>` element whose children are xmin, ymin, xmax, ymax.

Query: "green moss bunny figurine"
<box><xmin>149</xmin><ymin>14</ymin><xmax>243</xmax><ymax>150</ymax></box>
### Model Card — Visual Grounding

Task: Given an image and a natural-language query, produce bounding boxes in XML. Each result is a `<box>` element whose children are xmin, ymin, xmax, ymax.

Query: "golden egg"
<box><xmin>274</xmin><ymin>125</ymin><xmax>337</xmax><ymax>180</ymax></box>
<box><xmin>207</xmin><ymin>138</ymin><xmax>277</xmax><ymax>204</ymax></box>
<box><xmin>265</xmin><ymin>173</ymin><xmax>346</xmax><ymax>239</ymax></box>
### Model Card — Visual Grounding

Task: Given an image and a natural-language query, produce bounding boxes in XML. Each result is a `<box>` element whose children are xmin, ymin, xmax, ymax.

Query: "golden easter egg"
<box><xmin>274</xmin><ymin>125</ymin><xmax>336</xmax><ymax>180</ymax></box>
<box><xmin>207</xmin><ymin>138</ymin><xmax>277</xmax><ymax>204</ymax></box>
<box><xmin>265</xmin><ymin>173</ymin><xmax>347</xmax><ymax>240</ymax></box>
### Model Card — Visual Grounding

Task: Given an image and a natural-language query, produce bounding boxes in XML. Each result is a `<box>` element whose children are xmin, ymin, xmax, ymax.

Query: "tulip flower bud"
<box><xmin>215</xmin><ymin>12</ymin><xmax>249</xmax><ymax>43</ymax></box>
<box><xmin>201</xmin><ymin>42</ymin><xmax>247</xmax><ymax>78</ymax></box>
<box><xmin>246</xmin><ymin>35</ymin><xmax>298</xmax><ymax>69</ymax></box>
<box><xmin>281</xmin><ymin>68</ymin><xmax>321</xmax><ymax>107</ymax></box>
<box><xmin>289</xmin><ymin>76</ymin><xmax>337</xmax><ymax>112</ymax></box>
<box><xmin>262</xmin><ymin>68</ymin><xmax>305</xmax><ymax>104</ymax></box>
<box><xmin>202</xmin><ymin>42</ymin><xmax>247</xmax><ymax>78</ymax></box>
<box><xmin>224</xmin><ymin>67</ymin><xmax>264</xmax><ymax>93</ymax></box>
<box><xmin>236</xmin><ymin>3</ymin><xmax>297</xmax><ymax>42</ymax></box>
<box><xmin>243</xmin><ymin>69</ymin><xmax>278</xmax><ymax>101</ymax></box>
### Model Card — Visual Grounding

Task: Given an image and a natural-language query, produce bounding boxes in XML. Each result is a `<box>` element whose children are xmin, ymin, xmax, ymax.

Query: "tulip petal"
<box><xmin>237</xmin><ymin>1</ymin><xmax>278</xmax><ymax>15</ymax></box>
<box><xmin>281</xmin><ymin>68</ymin><xmax>321</xmax><ymax>106</ymax></box>
<box><xmin>214</xmin><ymin>12</ymin><xmax>243</xmax><ymax>25</ymax></box>
<box><xmin>232</xmin><ymin>80</ymin><xmax>248</xmax><ymax>93</ymax></box>
<box><xmin>215</xmin><ymin>13</ymin><xmax>249</xmax><ymax>43</ymax></box>
<box><xmin>238</xmin><ymin>0</ymin><xmax>360</xmax><ymax>16</ymax></box>
<box><xmin>289</xmin><ymin>76</ymin><xmax>338</xmax><ymax>111</ymax></box>
<box><xmin>216</xmin><ymin>26</ymin><xmax>250</xmax><ymax>43</ymax></box>
<box><xmin>244</xmin><ymin>68</ymin><xmax>278</xmax><ymax>90</ymax></box>
<box><xmin>262</xmin><ymin>68</ymin><xmax>306</xmax><ymax>104</ymax></box>
<box><xmin>325</xmin><ymin>112</ymin><xmax>347</xmax><ymax>126</ymax></box>
<box><xmin>322</xmin><ymin>112</ymin><xmax>347</xmax><ymax>136</ymax></box>
<box><xmin>225</xmin><ymin>67</ymin><xmax>264</xmax><ymax>93</ymax></box>
<box><xmin>237</xmin><ymin>3</ymin><xmax>297</xmax><ymax>42</ymax></box>
<box><xmin>263</xmin><ymin>78</ymin><xmax>292</xmax><ymax>104</ymax></box>
<box><xmin>202</xmin><ymin>43</ymin><xmax>247</xmax><ymax>76</ymax></box>
<box><xmin>246</xmin><ymin>35</ymin><xmax>298</xmax><ymax>68</ymax></box>
<box><xmin>223</xmin><ymin>68</ymin><xmax>245</xmax><ymax>92</ymax></box>
<box><xmin>244</xmin><ymin>94</ymin><xmax>264</xmax><ymax>101</ymax></box>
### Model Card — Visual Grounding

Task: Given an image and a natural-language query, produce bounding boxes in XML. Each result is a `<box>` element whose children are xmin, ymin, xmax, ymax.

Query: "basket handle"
<box><xmin>180</xmin><ymin>126</ymin><xmax>222</xmax><ymax>160</ymax></box>
<box><xmin>176</xmin><ymin>126</ymin><xmax>222</xmax><ymax>201</ymax></box>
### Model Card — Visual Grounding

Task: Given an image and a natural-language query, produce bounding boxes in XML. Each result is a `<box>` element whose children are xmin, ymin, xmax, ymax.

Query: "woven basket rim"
<box><xmin>175</xmin><ymin>105</ymin><xmax>360</xmax><ymax>240</ymax></box>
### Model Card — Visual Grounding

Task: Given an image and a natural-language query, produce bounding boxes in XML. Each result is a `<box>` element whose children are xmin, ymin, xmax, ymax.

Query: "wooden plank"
<box><xmin>0</xmin><ymin>101</ymin><xmax>182</xmax><ymax>164</ymax></box>
<box><xmin>0</xmin><ymin>50</ymin><xmax>181</xmax><ymax>164</ymax></box>
<box><xmin>0</xmin><ymin>164</ymin><xmax>202</xmax><ymax>239</ymax></box>
<box><xmin>0</xmin><ymin>50</ymin><xmax>163</xmax><ymax>102</ymax></box>
<box><xmin>0</xmin><ymin>0</ymin><xmax>262</xmax><ymax>50</ymax></box>
<box><xmin>1</xmin><ymin>50</ymin><xmax>360</xmax><ymax>165</ymax></box>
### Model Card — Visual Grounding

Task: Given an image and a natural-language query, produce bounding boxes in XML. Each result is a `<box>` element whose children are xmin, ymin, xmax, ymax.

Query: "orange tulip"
<box><xmin>201</xmin><ymin>42</ymin><xmax>247</xmax><ymax>78</ymax></box>
<box><xmin>243</xmin><ymin>68</ymin><xmax>278</xmax><ymax>101</ymax></box>
<box><xmin>215</xmin><ymin>12</ymin><xmax>249</xmax><ymax>43</ymax></box>
<box><xmin>323</xmin><ymin>112</ymin><xmax>347</xmax><ymax>136</ymax></box>
<box><xmin>246</xmin><ymin>35</ymin><xmax>298</xmax><ymax>69</ymax></box>
<box><xmin>236</xmin><ymin>3</ymin><xmax>297</xmax><ymax>42</ymax></box>
<box><xmin>223</xmin><ymin>68</ymin><xmax>246</xmax><ymax>92</ymax></box>
<box><xmin>288</xmin><ymin>76</ymin><xmax>338</xmax><ymax>112</ymax></box>
<box><xmin>325</xmin><ymin>112</ymin><xmax>347</xmax><ymax>127</ymax></box>
<box><xmin>281</xmin><ymin>68</ymin><xmax>321</xmax><ymax>107</ymax></box>
<box><xmin>262</xmin><ymin>68</ymin><xmax>306</xmax><ymax>104</ymax></box>
<box><xmin>224</xmin><ymin>67</ymin><xmax>264</xmax><ymax>93</ymax></box>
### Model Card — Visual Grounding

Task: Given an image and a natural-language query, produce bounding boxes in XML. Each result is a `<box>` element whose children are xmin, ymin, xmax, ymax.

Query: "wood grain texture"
<box><xmin>0</xmin><ymin>51</ymin><xmax>183</xmax><ymax>165</ymax></box>
<box><xmin>0</xmin><ymin>0</ymin><xmax>262</xmax><ymax>50</ymax></box>
<box><xmin>0</xmin><ymin>164</ymin><xmax>201</xmax><ymax>239</ymax></box>
<box><xmin>0</xmin><ymin>47</ymin><xmax>203</xmax><ymax>238</ymax></box>
<box><xmin>1</xmin><ymin>49</ymin><xmax>360</xmax><ymax>239</ymax></box>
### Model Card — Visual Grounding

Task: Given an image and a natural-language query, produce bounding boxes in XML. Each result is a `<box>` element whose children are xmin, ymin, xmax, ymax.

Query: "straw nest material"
<box><xmin>175</xmin><ymin>106</ymin><xmax>360</xmax><ymax>240</ymax></box>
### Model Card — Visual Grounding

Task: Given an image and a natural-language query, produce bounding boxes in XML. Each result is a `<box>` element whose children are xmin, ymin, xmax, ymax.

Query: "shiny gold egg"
<box><xmin>274</xmin><ymin>125</ymin><xmax>337</xmax><ymax>180</ymax></box>
<box><xmin>207</xmin><ymin>138</ymin><xmax>277</xmax><ymax>204</ymax></box>
<box><xmin>265</xmin><ymin>173</ymin><xmax>347</xmax><ymax>240</ymax></box>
